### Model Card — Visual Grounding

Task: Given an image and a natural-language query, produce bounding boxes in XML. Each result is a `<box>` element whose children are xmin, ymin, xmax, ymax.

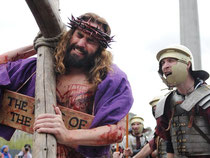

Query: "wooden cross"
<box><xmin>25</xmin><ymin>0</ymin><xmax>64</xmax><ymax>157</ymax></box>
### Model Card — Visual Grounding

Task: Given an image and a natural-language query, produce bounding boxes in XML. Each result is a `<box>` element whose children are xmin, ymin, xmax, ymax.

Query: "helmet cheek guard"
<box><xmin>158</xmin><ymin>61</ymin><xmax>188</xmax><ymax>88</ymax></box>
<box><xmin>166</xmin><ymin>61</ymin><xmax>188</xmax><ymax>87</ymax></box>
<box><xmin>138</xmin><ymin>124</ymin><xmax>144</xmax><ymax>134</ymax></box>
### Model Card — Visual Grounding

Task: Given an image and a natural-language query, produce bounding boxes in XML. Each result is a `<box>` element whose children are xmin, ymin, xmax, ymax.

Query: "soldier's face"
<box><xmin>131</xmin><ymin>122</ymin><xmax>143</xmax><ymax>135</ymax></box>
<box><xmin>161</xmin><ymin>57</ymin><xmax>177</xmax><ymax>77</ymax></box>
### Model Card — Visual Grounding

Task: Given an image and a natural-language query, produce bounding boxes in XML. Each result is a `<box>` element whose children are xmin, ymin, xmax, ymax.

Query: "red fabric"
<box><xmin>135</xmin><ymin>136</ymin><xmax>140</xmax><ymax>149</ymax></box>
<box><xmin>148</xmin><ymin>138</ymin><xmax>156</xmax><ymax>151</ymax></box>
<box><xmin>57</xmin><ymin>144</ymin><xmax>84</xmax><ymax>158</ymax></box>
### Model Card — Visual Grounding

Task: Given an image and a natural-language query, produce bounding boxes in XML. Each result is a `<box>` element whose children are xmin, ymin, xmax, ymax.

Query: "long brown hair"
<box><xmin>54</xmin><ymin>13</ymin><xmax>113</xmax><ymax>87</ymax></box>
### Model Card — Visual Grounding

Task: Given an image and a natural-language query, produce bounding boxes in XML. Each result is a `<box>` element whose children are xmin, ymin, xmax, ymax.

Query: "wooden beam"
<box><xmin>32</xmin><ymin>47</ymin><xmax>57</xmax><ymax>158</ymax></box>
<box><xmin>25</xmin><ymin>0</ymin><xmax>65</xmax><ymax>157</ymax></box>
<box><xmin>26</xmin><ymin>0</ymin><xmax>63</xmax><ymax>38</ymax></box>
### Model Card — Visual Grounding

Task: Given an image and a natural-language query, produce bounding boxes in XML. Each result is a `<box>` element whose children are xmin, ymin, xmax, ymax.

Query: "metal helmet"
<box><xmin>157</xmin><ymin>44</ymin><xmax>193</xmax><ymax>66</ymax></box>
<box><xmin>130</xmin><ymin>116</ymin><xmax>144</xmax><ymax>134</ymax></box>
<box><xmin>156</xmin><ymin>44</ymin><xmax>209</xmax><ymax>88</ymax></box>
<box><xmin>149</xmin><ymin>96</ymin><xmax>162</xmax><ymax>107</ymax></box>
<box><xmin>149</xmin><ymin>96</ymin><xmax>162</xmax><ymax>117</ymax></box>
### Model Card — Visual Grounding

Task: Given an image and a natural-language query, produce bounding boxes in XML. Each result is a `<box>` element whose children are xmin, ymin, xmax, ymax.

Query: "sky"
<box><xmin>0</xmin><ymin>0</ymin><xmax>210</xmax><ymax>129</ymax></box>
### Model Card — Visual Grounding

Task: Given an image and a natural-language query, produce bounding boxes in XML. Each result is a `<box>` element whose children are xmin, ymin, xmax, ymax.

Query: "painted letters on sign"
<box><xmin>0</xmin><ymin>90</ymin><xmax>94</xmax><ymax>134</ymax></box>
<box><xmin>0</xmin><ymin>90</ymin><xmax>34</xmax><ymax>133</ymax></box>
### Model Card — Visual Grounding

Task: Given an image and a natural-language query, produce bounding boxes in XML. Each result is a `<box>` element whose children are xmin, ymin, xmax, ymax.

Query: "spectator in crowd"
<box><xmin>17</xmin><ymin>144</ymin><xmax>32</xmax><ymax>158</ymax></box>
<box><xmin>120</xmin><ymin>116</ymin><xmax>150</xmax><ymax>157</ymax></box>
<box><xmin>1</xmin><ymin>145</ymin><xmax>12</xmax><ymax>158</ymax></box>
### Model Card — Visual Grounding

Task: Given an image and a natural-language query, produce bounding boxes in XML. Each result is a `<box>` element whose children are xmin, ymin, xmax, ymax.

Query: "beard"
<box><xmin>63</xmin><ymin>43</ymin><xmax>97</xmax><ymax>72</ymax></box>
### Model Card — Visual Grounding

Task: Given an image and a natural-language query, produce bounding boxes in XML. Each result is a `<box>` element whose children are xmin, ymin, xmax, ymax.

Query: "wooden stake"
<box><xmin>126</xmin><ymin>114</ymin><xmax>129</xmax><ymax>158</ymax></box>
<box><xmin>25</xmin><ymin>0</ymin><xmax>64</xmax><ymax>158</ymax></box>
<box><xmin>116</xmin><ymin>143</ymin><xmax>119</xmax><ymax>152</ymax></box>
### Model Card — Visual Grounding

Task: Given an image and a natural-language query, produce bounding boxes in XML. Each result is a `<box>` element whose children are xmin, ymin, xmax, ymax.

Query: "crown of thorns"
<box><xmin>67</xmin><ymin>15</ymin><xmax>114</xmax><ymax>48</ymax></box>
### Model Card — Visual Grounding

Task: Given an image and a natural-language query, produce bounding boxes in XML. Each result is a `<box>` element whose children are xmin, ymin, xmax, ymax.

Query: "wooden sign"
<box><xmin>0</xmin><ymin>90</ymin><xmax>94</xmax><ymax>134</ymax></box>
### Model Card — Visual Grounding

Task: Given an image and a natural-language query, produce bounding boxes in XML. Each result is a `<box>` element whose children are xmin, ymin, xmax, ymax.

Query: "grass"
<box><xmin>0</xmin><ymin>131</ymin><xmax>33</xmax><ymax>150</ymax></box>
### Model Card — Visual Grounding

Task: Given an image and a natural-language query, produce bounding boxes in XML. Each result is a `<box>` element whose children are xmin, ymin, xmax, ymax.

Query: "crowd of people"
<box><xmin>0</xmin><ymin>144</ymin><xmax>32</xmax><ymax>158</ymax></box>
<box><xmin>0</xmin><ymin>11</ymin><xmax>210</xmax><ymax>158</ymax></box>
<box><xmin>1</xmin><ymin>145</ymin><xmax>12</xmax><ymax>158</ymax></box>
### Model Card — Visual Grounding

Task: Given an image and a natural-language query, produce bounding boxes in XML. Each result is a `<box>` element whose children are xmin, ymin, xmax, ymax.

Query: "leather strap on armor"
<box><xmin>192</xmin><ymin>123</ymin><xmax>210</xmax><ymax>144</ymax></box>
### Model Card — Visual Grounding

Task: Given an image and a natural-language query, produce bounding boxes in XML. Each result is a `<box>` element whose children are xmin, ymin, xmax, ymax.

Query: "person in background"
<box><xmin>133</xmin><ymin>96</ymin><xmax>162</xmax><ymax>158</ymax></box>
<box><xmin>1</xmin><ymin>145</ymin><xmax>12</xmax><ymax>158</ymax></box>
<box><xmin>120</xmin><ymin>116</ymin><xmax>150</xmax><ymax>157</ymax></box>
<box><xmin>112</xmin><ymin>151</ymin><xmax>123</xmax><ymax>158</ymax></box>
<box><xmin>17</xmin><ymin>144</ymin><xmax>32</xmax><ymax>158</ymax></box>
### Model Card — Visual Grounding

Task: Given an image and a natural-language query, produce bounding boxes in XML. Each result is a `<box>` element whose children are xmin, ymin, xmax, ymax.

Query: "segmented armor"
<box><xmin>170</xmin><ymin>85</ymin><xmax>210</xmax><ymax>156</ymax></box>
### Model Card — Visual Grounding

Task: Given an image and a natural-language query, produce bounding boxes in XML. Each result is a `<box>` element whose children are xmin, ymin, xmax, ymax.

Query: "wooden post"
<box><xmin>25</xmin><ymin>0</ymin><xmax>65</xmax><ymax>157</ymax></box>
<box><xmin>126</xmin><ymin>114</ymin><xmax>129</xmax><ymax>158</ymax></box>
<box><xmin>116</xmin><ymin>143</ymin><xmax>119</xmax><ymax>152</ymax></box>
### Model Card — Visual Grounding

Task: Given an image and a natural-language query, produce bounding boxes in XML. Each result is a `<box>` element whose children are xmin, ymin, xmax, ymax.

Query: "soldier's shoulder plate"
<box><xmin>180</xmin><ymin>84</ymin><xmax>210</xmax><ymax>111</ymax></box>
<box><xmin>198</xmin><ymin>84</ymin><xmax>210</xmax><ymax>109</ymax></box>
<box><xmin>155</xmin><ymin>91</ymin><xmax>173</xmax><ymax>119</ymax></box>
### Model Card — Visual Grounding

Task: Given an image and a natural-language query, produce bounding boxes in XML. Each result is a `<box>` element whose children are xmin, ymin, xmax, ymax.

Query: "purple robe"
<box><xmin>0</xmin><ymin>57</ymin><xmax>133</xmax><ymax>157</ymax></box>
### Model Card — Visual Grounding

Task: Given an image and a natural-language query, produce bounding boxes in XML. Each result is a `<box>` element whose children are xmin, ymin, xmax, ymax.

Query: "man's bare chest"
<box><xmin>56</xmin><ymin>74</ymin><xmax>95</xmax><ymax>114</ymax></box>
